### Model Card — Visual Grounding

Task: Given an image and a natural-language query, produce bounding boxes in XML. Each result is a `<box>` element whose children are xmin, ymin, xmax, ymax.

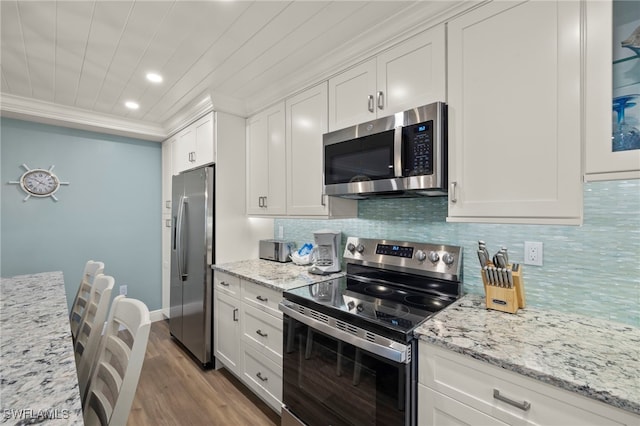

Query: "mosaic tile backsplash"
<box><xmin>275</xmin><ymin>180</ymin><xmax>640</xmax><ymax>327</ymax></box>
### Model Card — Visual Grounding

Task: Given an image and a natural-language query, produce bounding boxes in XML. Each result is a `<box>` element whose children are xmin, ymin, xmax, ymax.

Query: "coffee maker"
<box><xmin>308</xmin><ymin>230</ymin><xmax>341</xmax><ymax>275</ymax></box>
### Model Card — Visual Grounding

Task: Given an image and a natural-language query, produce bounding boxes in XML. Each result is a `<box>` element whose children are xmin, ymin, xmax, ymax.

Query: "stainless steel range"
<box><xmin>279</xmin><ymin>236</ymin><xmax>463</xmax><ymax>426</ymax></box>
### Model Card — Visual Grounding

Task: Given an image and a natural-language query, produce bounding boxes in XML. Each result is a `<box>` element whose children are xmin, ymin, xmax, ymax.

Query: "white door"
<box><xmin>286</xmin><ymin>82</ymin><xmax>329</xmax><ymax>216</ymax></box>
<box><xmin>214</xmin><ymin>291</ymin><xmax>240</xmax><ymax>375</ymax></box>
<box><xmin>328</xmin><ymin>59</ymin><xmax>377</xmax><ymax>131</ymax></box>
<box><xmin>377</xmin><ymin>24</ymin><xmax>446</xmax><ymax>116</ymax></box>
<box><xmin>447</xmin><ymin>0</ymin><xmax>582</xmax><ymax>224</ymax></box>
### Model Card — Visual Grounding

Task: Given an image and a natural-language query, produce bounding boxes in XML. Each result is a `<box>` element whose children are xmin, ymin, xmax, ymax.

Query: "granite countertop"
<box><xmin>0</xmin><ymin>271</ymin><xmax>83</xmax><ymax>425</ymax></box>
<box><xmin>212</xmin><ymin>259</ymin><xmax>345</xmax><ymax>291</ymax></box>
<box><xmin>414</xmin><ymin>294</ymin><xmax>640</xmax><ymax>416</ymax></box>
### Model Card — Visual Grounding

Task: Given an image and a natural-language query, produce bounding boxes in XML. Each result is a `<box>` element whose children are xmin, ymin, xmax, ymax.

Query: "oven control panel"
<box><xmin>344</xmin><ymin>236</ymin><xmax>462</xmax><ymax>282</ymax></box>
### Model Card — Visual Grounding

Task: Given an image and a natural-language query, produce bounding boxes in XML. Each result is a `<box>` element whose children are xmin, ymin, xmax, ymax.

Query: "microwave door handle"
<box><xmin>394</xmin><ymin>126</ymin><xmax>403</xmax><ymax>177</ymax></box>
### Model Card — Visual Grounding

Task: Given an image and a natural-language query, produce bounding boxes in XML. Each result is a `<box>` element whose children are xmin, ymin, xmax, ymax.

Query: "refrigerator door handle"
<box><xmin>176</xmin><ymin>196</ymin><xmax>189</xmax><ymax>281</ymax></box>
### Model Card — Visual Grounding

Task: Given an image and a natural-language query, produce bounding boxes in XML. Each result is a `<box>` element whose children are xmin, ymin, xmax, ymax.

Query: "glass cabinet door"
<box><xmin>584</xmin><ymin>0</ymin><xmax>640</xmax><ymax>181</ymax></box>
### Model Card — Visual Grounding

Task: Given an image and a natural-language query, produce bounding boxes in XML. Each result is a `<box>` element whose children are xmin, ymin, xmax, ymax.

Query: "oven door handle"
<box><xmin>279</xmin><ymin>301</ymin><xmax>410</xmax><ymax>364</ymax></box>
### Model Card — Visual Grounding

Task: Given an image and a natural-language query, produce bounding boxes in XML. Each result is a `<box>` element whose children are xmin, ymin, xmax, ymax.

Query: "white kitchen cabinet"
<box><xmin>446</xmin><ymin>0</ymin><xmax>583</xmax><ymax>225</ymax></box>
<box><xmin>214</xmin><ymin>272</ymin><xmax>242</xmax><ymax>376</ymax></box>
<box><xmin>240</xmin><ymin>280</ymin><xmax>283</xmax><ymax>413</ymax></box>
<box><xmin>584</xmin><ymin>0</ymin><xmax>640</xmax><ymax>181</ymax></box>
<box><xmin>328</xmin><ymin>25</ymin><xmax>446</xmax><ymax>132</ymax></box>
<box><xmin>418</xmin><ymin>342</ymin><xmax>639</xmax><ymax>426</ymax></box>
<box><xmin>246</xmin><ymin>102</ymin><xmax>287</xmax><ymax>216</ymax></box>
<box><xmin>286</xmin><ymin>82</ymin><xmax>357</xmax><ymax>218</ymax></box>
<box><xmin>171</xmin><ymin>112</ymin><xmax>215</xmax><ymax>175</ymax></box>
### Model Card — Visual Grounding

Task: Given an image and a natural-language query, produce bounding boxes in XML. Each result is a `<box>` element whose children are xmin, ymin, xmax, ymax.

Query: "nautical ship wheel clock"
<box><xmin>8</xmin><ymin>164</ymin><xmax>70</xmax><ymax>202</ymax></box>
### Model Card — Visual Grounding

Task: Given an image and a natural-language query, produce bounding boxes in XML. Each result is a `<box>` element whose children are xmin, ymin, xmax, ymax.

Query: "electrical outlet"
<box><xmin>119</xmin><ymin>285</ymin><xmax>127</xmax><ymax>296</ymax></box>
<box><xmin>524</xmin><ymin>241</ymin><xmax>543</xmax><ymax>266</ymax></box>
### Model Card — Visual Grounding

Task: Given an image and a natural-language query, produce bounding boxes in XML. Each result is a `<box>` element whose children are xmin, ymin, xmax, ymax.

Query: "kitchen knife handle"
<box><xmin>450</xmin><ymin>182</ymin><xmax>457</xmax><ymax>203</ymax></box>
<box><xmin>493</xmin><ymin>389</ymin><xmax>531</xmax><ymax>411</ymax></box>
<box><xmin>367</xmin><ymin>95</ymin><xmax>375</xmax><ymax>113</ymax></box>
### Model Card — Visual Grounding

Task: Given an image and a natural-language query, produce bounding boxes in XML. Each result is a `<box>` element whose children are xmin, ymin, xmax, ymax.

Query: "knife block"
<box><xmin>481</xmin><ymin>264</ymin><xmax>526</xmax><ymax>314</ymax></box>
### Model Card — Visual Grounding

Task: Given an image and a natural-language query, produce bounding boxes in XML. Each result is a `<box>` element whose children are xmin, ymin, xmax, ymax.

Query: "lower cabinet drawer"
<box><xmin>242</xmin><ymin>303</ymin><xmax>283</xmax><ymax>365</ymax></box>
<box><xmin>418</xmin><ymin>384</ymin><xmax>508</xmax><ymax>426</ymax></box>
<box><xmin>242</xmin><ymin>345</ymin><xmax>282</xmax><ymax>414</ymax></box>
<box><xmin>419</xmin><ymin>342</ymin><xmax>635</xmax><ymax>426</ymax></box>
<box><xmin>242</xmin><ymin>281</ymin><xmax>282</xmax><ymax>318</ymax></box>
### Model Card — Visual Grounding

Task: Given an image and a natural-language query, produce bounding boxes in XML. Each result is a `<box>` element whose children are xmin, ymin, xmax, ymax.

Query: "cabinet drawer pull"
<box><xmin>493</xmin><ymin>389</ymin><xmax>531</xmax><ymax>411</ymax></box>
<box><xmin>256</xmin><ymin>295</ymin><xmax>268</xmax><ymax>302</ymax></box>
<box><xmin>377</xmin><ymin>91</ymin><xmax>384</xmax><ymax>110</ymax></box>
<box><xmin>450</xmin><ymin>182</ymin><xmax>458</xmax><ymax>203</ymax></box>
<box><xmin>233</xmin><ymin>308</ymin><xmax>238</xmax><ymax>322</ymax></box>
<box><xmin>220</xmin><ymin>281</ymin><xmax>230</xmax><ymax>287</ymax></box>
<box><xmin>367</xmin><ymin>95</ymin><xmax>374</xmax><ymax>113</ymax></box>
<box><xmin>256</xmin><ymin>372</ymin><xmax>268</xmax><ymax>382</ymax></box>
<box><xmin>256</xmin><ymin>329</ymin><xmax>268</xmax><ymax>337</ymax></box>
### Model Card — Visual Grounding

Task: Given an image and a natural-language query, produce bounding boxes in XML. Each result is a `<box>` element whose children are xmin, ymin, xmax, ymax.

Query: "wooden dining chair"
<box><xmin>74</xmin><ymin>274</ymin><xmax>115</xmax><ymax>399</ymax></box>
<box><xmin>70</xmin><ymin>260</ymin><xmax>105</xmax><ymax>341</ymax></box>
<box><xmin>83</xmin><ymin>295</ymin><xmax>151</xmax><ymax>426</ymax></box>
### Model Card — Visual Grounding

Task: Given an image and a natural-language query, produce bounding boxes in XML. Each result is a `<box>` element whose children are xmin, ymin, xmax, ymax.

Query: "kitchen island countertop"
<box><xmin>0</xmin><ymin>271</ymin><xmax>83</xmax><ymax>424</ymax></box>
<box><xmin>212</xmin><ymin>259</ymin><xmax>344</xmax><ymax>291</ymax></box>
<box><xmin>414</xmin><ymin>294</ymin><xmax>640</xmax><ymax>416</ymax></box>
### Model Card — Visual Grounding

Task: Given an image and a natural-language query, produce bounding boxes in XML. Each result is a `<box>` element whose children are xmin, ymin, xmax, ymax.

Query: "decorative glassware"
<box><xmin>612</xmin><ymin>95</ymin><xmax>640</xmax><ymax>152</ymax></box>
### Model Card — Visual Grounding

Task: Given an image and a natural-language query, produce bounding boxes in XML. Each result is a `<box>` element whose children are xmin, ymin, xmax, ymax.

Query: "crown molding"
<box><xmin>0</xmin><ymin>93</ymin><xmax>167</xmax><ymax>141</ymax></box>
<box><xmin>162</xmin><ymin>91</ymin><xmax>215</xmax><ymax>138</ymax></box>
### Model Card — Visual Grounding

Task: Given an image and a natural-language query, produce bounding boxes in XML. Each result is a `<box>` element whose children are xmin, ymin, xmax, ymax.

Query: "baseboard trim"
<box><xmin>150</xmin><ymin>309</ymin><xmax>169</xmax><ymax>323</ymax></box>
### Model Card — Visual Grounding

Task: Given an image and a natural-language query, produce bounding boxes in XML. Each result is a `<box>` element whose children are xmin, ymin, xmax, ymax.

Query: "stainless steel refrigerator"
<box><xmin>170</xmin><ymin>165</ymin><xmax>214</xmax><ymax>367</ymax></box>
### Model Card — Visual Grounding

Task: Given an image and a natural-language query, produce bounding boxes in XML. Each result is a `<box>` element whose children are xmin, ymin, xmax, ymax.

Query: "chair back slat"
<box><xmin>70</xmin><ymin>260</ymin><xmax>105</xmax><ymax>339</ymax></box>
<box><xmin>83</xmin><ymin>295</ymin><xmax>150</xmax><ymax>426</ymax></box>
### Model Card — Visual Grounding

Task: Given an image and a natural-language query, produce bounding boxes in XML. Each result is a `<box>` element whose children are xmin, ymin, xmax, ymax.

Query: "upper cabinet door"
<box><xmin>377</xmin><ymin>24</ymin><xmax>446</xmax><ymax>116</ymax></box>
<box><xmin>193</xmin><ymin>112</ymin><xmax>215</xmax><ymax>168</ymax></box>
<box><xmin>327</xmin><ymin>24</ymin><xmax>446</xmax><ymax>132</ymax></box>
<box><xmin>286</xmin><ymin>82</ymin><xmax>329</xmax><ymax>216</ymax></box>
<box><xmin>447</xmin><ymin>0</ymin><xmax>582</xmax><ymax>225</ymax></box>
<box><xmin>584</xmin><ymin>0</ymin><xmax>640</xmax><ymax>181</ymax></box>
<box><xmin>246</xmin><ymin>102</ymin><xmax>287</xmax><ymax>216</ymax></box>
<box><xmin>328</xmin><ymin>59</ymin><xmax>377</xmax><ymax>131</ymax></box>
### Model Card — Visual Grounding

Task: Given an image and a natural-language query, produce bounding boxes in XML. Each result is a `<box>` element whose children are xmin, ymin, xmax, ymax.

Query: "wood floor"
<box><xmin>127</xmin><ymin>320</ymin><xmax>281</xmax><ymax>426</ymax></box>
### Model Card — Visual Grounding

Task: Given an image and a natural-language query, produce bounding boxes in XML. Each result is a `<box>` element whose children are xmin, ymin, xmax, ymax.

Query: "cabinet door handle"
<box><xmin>256</xmin><ymin>372</ymin><xmax>268</xmax><ymax>382</ymax></box>
<box><xmin>165</xmin><ymin>219</ymin><xmax>171</xmax><ymax>228</ymax></box>
<box><xmin>256</xmin><ymin>329</ymin><xmax>268</xmax><ymax>337</ymax></box>
<box><xmin>233</xmin><ymin>308</ymin><xmax>238</xmax><ymax>322</ymax></box>
<box><xmin>256</xmin><ymin>295</ymin><xmax>268</xmax><ymax>302</ymax></box>
<box><xmin>320</xmin><ymin>194</ymin><xmax>326</xmax><ymax>206</ymax></box>
<box><xmin>493</xmin><ymin>389</ymin><xmax>531</xmax><ymax>411</ymax></box>
<box><xmin>263</xmin><ymin>196</ymin><xmax>267</xmax><ymax>208</ymax></box>
<box><xmin>367</xmin><ymin>95</ymin><xmax>374</xmax><ymax>113</ymax></box>
<box><xmin>377</xmin><ymin>91</ymin><xmax>384</xmax><ymax>110</ymax></box>
<box><xmin>165</xmin><ymin>200</ymin><xmax>171</xmax><ymax>209</ymax></box>
<box><xmin>450</xmin><ymin>182</ymin><xmax>458</xmax><ymax>203</ymax></box>
<box><xmin>258</xmin><ymin>196</ymin><xmax>263</xmax><ymax>208</ymax></box>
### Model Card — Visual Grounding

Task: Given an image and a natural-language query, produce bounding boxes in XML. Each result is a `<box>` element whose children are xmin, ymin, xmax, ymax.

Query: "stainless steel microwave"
<box><xmin>323</xmin><ymin>102</ymin><xmax>447</xmax><ymax>199</ymax></box>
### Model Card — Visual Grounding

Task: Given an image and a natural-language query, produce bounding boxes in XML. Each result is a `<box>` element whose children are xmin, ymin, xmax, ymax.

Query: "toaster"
<box><xmin>259</xmin><ymin>239</ymin><xmax>296</xmax><ymax>263</ymax></box>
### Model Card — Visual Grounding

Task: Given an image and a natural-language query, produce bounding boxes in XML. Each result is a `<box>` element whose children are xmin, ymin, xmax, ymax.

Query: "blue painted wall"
<box><xmin>276</xmin><ymin>180</ymin><xmax>640</xmax><ymax>327</ymax></box>
<box><xmin>1</xmin><ymin>118</ymin><xmax>162</xmax><ymax>311</ymax></box>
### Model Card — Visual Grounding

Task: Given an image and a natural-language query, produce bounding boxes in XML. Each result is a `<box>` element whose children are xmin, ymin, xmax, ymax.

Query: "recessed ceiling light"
<box><xmin>125</xmin><ymin>101</ymin><xmax>139</xmax><ymax>110</ymax></box>
<box><xmin>146</xmin><ymin>72</ymin><xmax>163</xmax><ymax>83</ymax></box>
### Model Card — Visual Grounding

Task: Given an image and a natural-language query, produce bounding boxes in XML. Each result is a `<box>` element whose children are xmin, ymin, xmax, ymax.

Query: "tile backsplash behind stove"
<box><xmin>275</xmin><ymin>180</ymin><xmax>640</xmax><ymax>327</ymax></box>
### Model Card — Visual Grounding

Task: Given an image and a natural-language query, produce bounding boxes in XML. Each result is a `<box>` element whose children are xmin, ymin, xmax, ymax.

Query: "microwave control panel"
<box><xmin>402</xmin><ymin>120</ymin><xmax>433</xmax><ymax>176</ymax></box>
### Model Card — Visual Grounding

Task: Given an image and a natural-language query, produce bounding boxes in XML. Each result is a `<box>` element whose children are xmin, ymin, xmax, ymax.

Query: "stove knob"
<box><xmin>346</xmin><ymin>243</ymin><xmax>356</xmax><ymax>253</ymax></box>
<box><xmin>428</xmin><ymin>251</ymin><xmax>440</xmax><ymax>263</ymax></box>
<box><xmin>442</xmin><ymin>252</ymin><xmax>455</xmax><ymax>265</ymax></box>
<box><xmin>347</xmin><ymin>301</ymin><xmax>355</xmax><ymax>310</ymax></box>
<box><xmin>415</xmin><ymin>250</ymin><xmax>427</xmax><ymax>261</ymax></box>
<box><xmin>356</xmin><ymin>244</ymin><xmax>365</xmax><ymax>254</ymax></box>
<box><xmin>356</xmin><ymin>303</ymin><xmax>364</xmax><ymax>312</ymax></box>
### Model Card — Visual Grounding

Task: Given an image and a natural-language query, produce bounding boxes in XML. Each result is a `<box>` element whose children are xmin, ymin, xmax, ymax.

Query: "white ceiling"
<box><xmin>0</xmin><ymin>1</ymin><xmax>466</xmax><ymax>140</ymax></box>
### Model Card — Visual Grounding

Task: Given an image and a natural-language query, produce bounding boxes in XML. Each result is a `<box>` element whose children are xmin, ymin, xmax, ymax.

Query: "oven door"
<box><xmin>282</xmin><ymin>306</ymin><xmax>415</xmax><ymax>426</ymax></box>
